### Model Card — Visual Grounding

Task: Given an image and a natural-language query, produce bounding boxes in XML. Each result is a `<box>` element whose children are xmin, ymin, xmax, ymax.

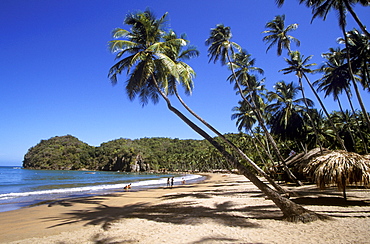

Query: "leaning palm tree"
<box><xmin>262</xmin><ymin>15</ymin><xmax>301</xmax><ymax>56</ymax></box>
<box><xmin>301</xmin><ymin>0</ymin><xmax>370</xmax><ymax>38</ymax></box>
<box><xmin>280</xmin><ymin>50</ymin><xmax>347</xmax><ymax>151</ymax></box>
<box><xmin>108</xmin><ymin>9</ymin><xmax>325</xmax><ymax>222</ymax></box>
<box><xmin>206</xmin><ymin>25</ymin><xmax>303</xmax><ymax>186</ymax></box>
<box><xmin>164</xmin><ymin>31</ymin><xmax>287</xmax><ymax>193</ymax></box>
<box><xmin>304</xmin><ymin>150</ymin><xmax>370</xmax><ymax>200</ymax></box>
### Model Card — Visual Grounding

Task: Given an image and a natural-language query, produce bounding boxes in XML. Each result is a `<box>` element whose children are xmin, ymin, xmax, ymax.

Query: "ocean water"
<box><xmin>0</xmin><ymin>166</ymin><xmax>203</xmax><ymax>212</ymax></box>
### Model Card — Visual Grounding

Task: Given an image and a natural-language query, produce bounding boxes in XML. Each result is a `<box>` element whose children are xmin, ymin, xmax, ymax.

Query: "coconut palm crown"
<box><xmin>205</xmin><ymin>24</ymin><xmax>241</xmax><ymax>65</ymax></box>
<box><xmin>262</xmin><ymin>15</ymin><xmax>300</xmax><ymax>56</ymax></box>
<box><xmin>108</xmin><ymin>9</ymin><xmax>186</xmax><ymax>105</ymax></box>
<box><xmin>266</xmin><ymin>81</ymin><xmax>313</xmax><ymax>142</ymax></box>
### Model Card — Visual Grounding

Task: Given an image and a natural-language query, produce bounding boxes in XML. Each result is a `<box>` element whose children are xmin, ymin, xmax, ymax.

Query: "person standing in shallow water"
<box><xmin>170</xmin><ymin>177</ymin><xmax>174</xmax><ymax>188</ymax></box>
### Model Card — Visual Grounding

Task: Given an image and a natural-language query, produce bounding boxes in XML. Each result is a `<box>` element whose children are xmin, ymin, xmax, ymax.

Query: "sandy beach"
<box><xmin>1</xmin><ymin>173</ymin><xmax>369</xmax><ymax>244</ymax></box>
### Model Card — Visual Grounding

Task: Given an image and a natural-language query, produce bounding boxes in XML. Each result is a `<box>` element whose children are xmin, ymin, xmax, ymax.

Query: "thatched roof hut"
<box><xmin>285</xmin><ymin>148</ymin><xmax>331</xmax><ymax>177</ymax></box>
<box><xmin>303</xmin><ymin>150</ymin><xmax>370</xmax><ymax>200</ymax></box>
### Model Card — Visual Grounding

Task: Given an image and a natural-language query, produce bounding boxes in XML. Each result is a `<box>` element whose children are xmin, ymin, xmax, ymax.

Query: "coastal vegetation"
<box><xmin>105</xmin><ymin>1</ymin><xmax>370</xmax><ymax>222</ymax></box>
<box><xmin>24</xmin><ymin>1</ymin><xmax>369</xmax><ymax>222</ymax></box>
<box><xmin>23</xmin><ymin>134</ymin><xmax>228</xmax><ymax>172</ymax></box>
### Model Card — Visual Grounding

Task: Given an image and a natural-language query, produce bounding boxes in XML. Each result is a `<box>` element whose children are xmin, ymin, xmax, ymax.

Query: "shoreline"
<box><xmin>0</xmin><ymin>173</ymin><xmax>214</xmax><ymax>243</ymax></box>
<box><xmin>1</xmin><ymin>173</ymin><xmax>370</xmax><ymax>243</ymax></box>
<box><xmin>0</xmin><ymin>171</ymin><xmax>204</xmax><ymax>213</ymax></box>
<box><xmin>29</xmin><ymin>173</ymin><xmax>210</xmax><ymax>209</ymax></box>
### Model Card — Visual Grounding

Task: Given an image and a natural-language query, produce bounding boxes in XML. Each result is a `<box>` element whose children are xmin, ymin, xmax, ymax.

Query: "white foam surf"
<box><xmin>0</xmin><ymin>174</ymin><xmax>202</xmax><ymax>200</ymax></box>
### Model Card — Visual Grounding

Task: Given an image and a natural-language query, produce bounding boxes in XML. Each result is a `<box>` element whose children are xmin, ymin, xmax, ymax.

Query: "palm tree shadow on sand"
<box><xmin>292</xmin><ymin>196</ymin><xmax>370</xmax><ymax>206</ymax></box>
<box><xmin>41</xmin><ymin>185</ymin><xmax>288</xmax><ymax>232</ymax></box>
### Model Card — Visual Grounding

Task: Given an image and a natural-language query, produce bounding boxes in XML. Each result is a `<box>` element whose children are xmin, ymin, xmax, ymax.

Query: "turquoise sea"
<box><xmin>0</xmin><ymin>166</ymin><xmax>203</xmax><ymax>212</ymax></box>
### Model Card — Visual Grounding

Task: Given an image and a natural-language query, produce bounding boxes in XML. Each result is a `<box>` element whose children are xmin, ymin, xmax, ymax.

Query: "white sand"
<box><xmin>1</xmin><ymin>174</ymin><xmax>369</xmax><ymax>244</ymax></box>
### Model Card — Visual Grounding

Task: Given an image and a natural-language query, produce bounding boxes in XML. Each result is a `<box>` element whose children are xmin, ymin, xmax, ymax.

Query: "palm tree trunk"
<box><xmin>351</xmin><ymin>77</ymin><xmax>370</xmax><ymax>129</ymax></box>
<box><xmin>227</xmin><ymin>52</ymin><xmax>303</xmax><ymax>186</ymax></box>
<box><xmin>344</xmin><ymin>89</ymin><xmax>368</xmax><ymax>154</ymax></box>
<box><xmin>342</xmin><ymin>177</ymin><xmax>347</xmax><ymax>201</ymax></box>
<box><xmin>302</xmin><ymin>73</ymin><xmax>347</xmax><ymax>151</ymax></box>
<box><xmin>153</xmin><ymin>78</ymin><xmax>325</xmax><ymax>222</ymax></box>
<box><xmin>174</xmin><ymin>87</ymin><xmax>288</xmax><ymax>194</ymax></box>
<box><xmin>250</xmin><ymin>129</ymin><xmax>281</xmax><ymax>173</ymax></box>
<box><xmin>343</xmin><ymin>1</ymin><xmax>370</xmax><ymax>39</ymax></box>
<box><xmin>297</xmin><ymin>77</ymin><xmax>324</xmax><ymax>153</ymax></box>
<box><xmin>340</xmin><ymin>23</ymin><xmax>370</xmax><ymax>133</ymax></box>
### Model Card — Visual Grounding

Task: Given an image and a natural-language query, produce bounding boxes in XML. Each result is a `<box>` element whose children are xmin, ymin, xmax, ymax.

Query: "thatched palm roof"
<box><xmin>285</xmin><ymin>148</ymin><xmax>331</xmax><ymax>174</ymax></box>
<box><xmin>303</xmin><ymin>150</ymin><xmax>370</xmax><ymax>200</ymax></box>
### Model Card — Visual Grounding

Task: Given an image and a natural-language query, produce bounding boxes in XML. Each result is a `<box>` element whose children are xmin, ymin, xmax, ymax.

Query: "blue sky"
<box><xmin>1</xmin><ymin>0</ymin><xmax>369</xmax><ymax>166</ymax></box>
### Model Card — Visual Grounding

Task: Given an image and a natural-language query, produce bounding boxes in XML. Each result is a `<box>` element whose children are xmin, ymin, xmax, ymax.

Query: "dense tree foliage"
<box><xmin>23</xmin><ymin>135</ymin><xmax>95</xmax><ymax>170</ymax></box>
<box><xmin>22</xmin><ymin>134</ymin><xmax>240</xmax><ymax>172</ymax></box>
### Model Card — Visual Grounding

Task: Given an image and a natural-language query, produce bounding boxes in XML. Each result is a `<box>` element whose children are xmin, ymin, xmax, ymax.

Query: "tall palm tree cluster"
<box><xmin>233</xmin><ymin>36</ymin><xmax>370</xmax><ymax>155</ymax></box>
<box><xmin>232</xmin><ymin>0</ymin><xmax>370</xmax><ymax>158</ymax></box>
<box><xmin>107</xmin><ymin>1</ymin><xmax>369</xmax><ymax>222</ymax></box>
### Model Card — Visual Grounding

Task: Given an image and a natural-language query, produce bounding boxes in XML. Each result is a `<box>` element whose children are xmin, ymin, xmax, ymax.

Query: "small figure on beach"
<box><xmin>182</xmin><ymin>178</ymin><xmax>186</xmax><ymax>184</ymax></box>
<box><xmin>170</xmin><ymin>177</ymin><xmax>174</xmax><ymax>188</ymax></box>
<box><xmin>124</xmin><ymin>183</ymin><xmax>131</xmax><ymax>191</ymax></box>
<box><xmin>167</xmin><ymin>177</ymin><xmax>170</xmax><ymax>187</ymax></box>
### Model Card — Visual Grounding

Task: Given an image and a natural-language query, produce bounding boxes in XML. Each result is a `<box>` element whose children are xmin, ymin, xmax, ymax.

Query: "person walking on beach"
<box><xmin>167</xmin><ymin>178</ymin><xmax>170</xmax><ymax>188</ymax></box>
<box><xmin>170</xmin><ymin>177</ymin><xmax>174</xmax><ymax>188</ymax></box>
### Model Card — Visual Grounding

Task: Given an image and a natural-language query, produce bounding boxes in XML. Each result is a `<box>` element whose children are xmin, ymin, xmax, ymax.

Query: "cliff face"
<box><xmin>101</xmin><ymin>154</ymin><xmax>149</xmax><ymax>172</ymax></box>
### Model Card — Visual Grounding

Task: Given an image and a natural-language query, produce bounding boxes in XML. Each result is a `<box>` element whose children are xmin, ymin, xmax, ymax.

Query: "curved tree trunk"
<box><xmin>344</xmin><ymin>1</ymin><xmax>370</xmax><ymax>39</ymax></box>
<box><xmin>153</xmin><ymin>79</ymin><xmax>325</xmax><ymax>222</ymax></box>
<box><xmin>174</xmin><ymin>87</ymin><xmax>288</xmax><ymax>194</ymax></box>
<box><xmin>226</xmin><ymin>52</ymin><xmax>303</xmax><ymax>186</ymax></box>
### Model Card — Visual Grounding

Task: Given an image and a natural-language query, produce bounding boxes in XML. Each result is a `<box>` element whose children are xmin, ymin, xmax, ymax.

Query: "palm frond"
<box><xmin>111</xmin><ymin>28</ymin><xmax>130</xmax><ymax>39</ymax></box>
